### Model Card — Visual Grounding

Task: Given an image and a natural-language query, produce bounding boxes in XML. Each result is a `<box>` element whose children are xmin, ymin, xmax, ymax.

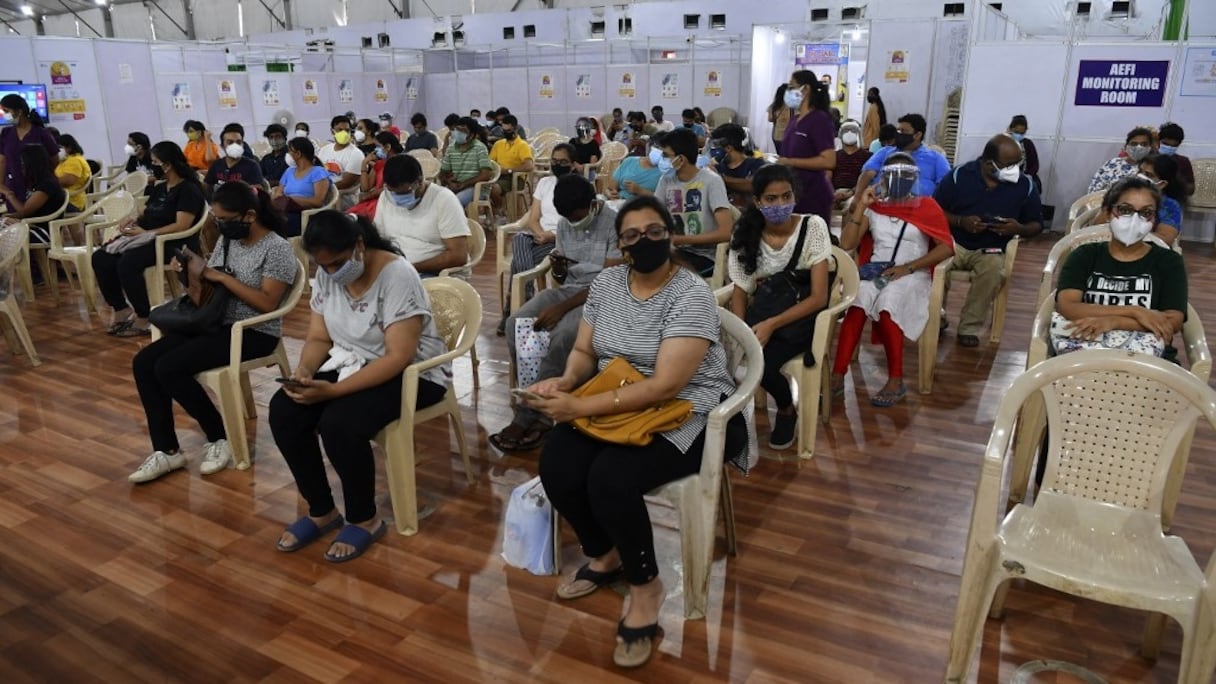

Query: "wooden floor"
<box><xmin>2</xmin><ymin>232</ymin><xmax>1215</xmax><ymax>683</ymax></box>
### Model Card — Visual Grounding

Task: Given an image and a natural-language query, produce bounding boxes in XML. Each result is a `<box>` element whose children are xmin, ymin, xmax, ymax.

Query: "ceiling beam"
<box><xmin>255</xmin><ymin>0</ymin><xmax>286</xmax><ymax>29</ymax></box>
<box><xmin>56</xmin><ymin>0</ymin><xmax>102</xmax><ymax>37</ymax></box>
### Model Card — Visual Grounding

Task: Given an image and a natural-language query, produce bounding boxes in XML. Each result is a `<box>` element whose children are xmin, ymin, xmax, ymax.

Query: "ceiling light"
<box><xmin>22</xmin><ymin>5</ymin><xmax>35</xmax><ymax>16</ymax></box>
<box><xmin>95</xmin><ymin>0</ymin><xmax>108</xmax><ymax>6</ymax></box>
<box><xmin>774</xmin><ymin>30</ymin><xmax>785</xmax><ymax>44</ymax></box>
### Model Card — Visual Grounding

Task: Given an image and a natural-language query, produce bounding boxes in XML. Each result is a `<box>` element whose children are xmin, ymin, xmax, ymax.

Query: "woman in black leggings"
<box><xmin>129</xmin><ymin>181</ymin><xmax>298</xmax><ymax>483</ymax></box>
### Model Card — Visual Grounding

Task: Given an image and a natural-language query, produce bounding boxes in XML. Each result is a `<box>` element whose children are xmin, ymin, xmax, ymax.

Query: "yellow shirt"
<box><xmin>490</xmin><ymin>137</ymin><xmax>533</xmax><ymax>171</ymax></box>
<box><xmin>56</xmin><ymin>154</ymin><xmax>92</xmax><ymax>210</ymax></box>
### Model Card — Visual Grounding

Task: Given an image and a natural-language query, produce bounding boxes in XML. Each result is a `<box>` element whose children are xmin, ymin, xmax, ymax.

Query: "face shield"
<box><xmin>877</xmin><ymin>163</ymin><xmax>921</xmax><ymax>206</ymax></box>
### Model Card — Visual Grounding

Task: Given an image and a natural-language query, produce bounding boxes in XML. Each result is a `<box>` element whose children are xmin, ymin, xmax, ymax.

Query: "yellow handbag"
<box><xmin>571</xmin><ymin>357</ymin><xmax>694</xmax><ymax>446</ymax></box>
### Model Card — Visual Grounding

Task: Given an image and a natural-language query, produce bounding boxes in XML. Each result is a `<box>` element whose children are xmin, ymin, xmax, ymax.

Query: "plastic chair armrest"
<box><xmin>1183</xmin><ymin>305</ymin><xmax>1211</xmax><ymax>382</ymax></box>
<box><xmin>510</xmin><ymin>258</ymin><xmax>551</xmax><ymax>312</ymax></box>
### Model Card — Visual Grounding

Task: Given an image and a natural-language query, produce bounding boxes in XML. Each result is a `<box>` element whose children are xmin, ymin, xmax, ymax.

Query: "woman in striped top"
<box><xmin>529</xmin><ymin>196</ymin><xmax>744</xmax><ymax>668</ymax></box>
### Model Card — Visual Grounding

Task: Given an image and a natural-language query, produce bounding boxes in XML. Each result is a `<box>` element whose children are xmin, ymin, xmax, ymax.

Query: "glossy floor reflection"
<box><xmin>1</xmin><ymin>232</ymin><xmax>1214</xmax><ymax>682</ymax></box>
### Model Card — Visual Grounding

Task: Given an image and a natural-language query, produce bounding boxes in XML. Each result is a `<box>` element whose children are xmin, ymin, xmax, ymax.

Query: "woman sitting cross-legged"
<box><xmin>727</xmin><ymin>164</ymin><xmax>832</xmax><ymax>449</ymax></box>
<box><xmin>129</xmin><ymin>181</ymin><xmax>298</xmax><ymax>483</ymax></box>
<box><xmin>269</xmin><ymin>211</ymin><xmax>451</xmax><ymax>563</ymax></box>
<box><xmin>91</xmin><ymin>141</ymin><xmax>206</xmax><ymax>338</ymax></box>
<box><xmin>830</xmin><ymin>153</ymin><xmax>954</xmax><ymax>407</ymax></box>
<box><xmin>529</xmin><ymin>196</ymin><xmax>746</xmax><ymax>668</ymax></box>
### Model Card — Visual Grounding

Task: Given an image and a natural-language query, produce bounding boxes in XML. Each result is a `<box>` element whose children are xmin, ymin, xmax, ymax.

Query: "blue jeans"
<box><xmin>456</xmin><ymin>187</ymin><xmax>475</xmax><ymax>207</ymax></box>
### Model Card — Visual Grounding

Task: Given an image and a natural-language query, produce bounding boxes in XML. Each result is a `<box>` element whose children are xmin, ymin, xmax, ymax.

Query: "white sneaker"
<box><xmin>199</xmin><ymin>439</ymin><xmax>233</xmax><ymax>475</ymax></box>
<box><xmin>129</xmin><ymin>450</ymin><xmax>187</xmax><ymax>483</ymax></box>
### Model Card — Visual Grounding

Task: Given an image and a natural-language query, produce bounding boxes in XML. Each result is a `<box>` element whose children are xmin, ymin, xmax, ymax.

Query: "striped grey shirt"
<box><xmin>582</xmin><ymin>265</ymin><xmax>735</xmax><ymax>453</ymax></box>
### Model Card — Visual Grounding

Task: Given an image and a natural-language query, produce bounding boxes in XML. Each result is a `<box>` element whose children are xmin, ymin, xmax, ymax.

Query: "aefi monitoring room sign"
<box><xmin>1075</xmin><ymin>60</ymin><xmax>1169</xmax><ymax>107</ymax></box>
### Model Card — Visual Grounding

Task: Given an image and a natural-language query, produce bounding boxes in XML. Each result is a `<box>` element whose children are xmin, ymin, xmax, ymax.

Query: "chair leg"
<box><xmin>1178</xmin><ymin>599</ymin><xmax>1216</xmax><ymax>684</ymax></box>
<box><xmin>16</xmin><ymin>245</ymin><xmax>35</xmax><ymax>302</ymax></box>
<box><xmin>382</xmin><ymin>421</ymin><xmax>420</xmax><ymax>536</ymax></box>
<box><xmin>239</xmin><ymin>371</ymin><xmax>256</xmax><ymax>420</ymax></box>
<box><xmin>720</xmin><ymin>471</ymin><xmax>737</xmax><ymax>556</ymax></box>
<box><xmin>1</xmin><ymin>302</ymin><xmax>40</xmax><ymax>366</ymax></box>
<box><xmin>919</xmin><ymin>306</ymin><xmax>943</xmax><ymax>395</ymax></box>
<box><xmin>797</xmin><ymin>364</ymin><xmax>822</xmax><ymax>461</ymax></box>
<box><xmin>446</xmin><ymin>390</ymin><xmax>474</xmax><ymax>485</ymax></box>
<box><xmin>215</xmin><ymin>371</ymin><xmax>251</xmax><ymax>469</ymax></box>
<box><xmin>989</xmin><ymin>281</ymin><xmax>1010</xmax><ymax>344</ymax></box>
<box><xmin>551</xmin><ymin>507</ymin><xmax>563</xmax><ymax>576</ymax></box>
<box><xmin>944</xmin><ymin>548</ymin><xmax>1003</xmax><ymax>683</ymax></box>
<box><xmin>44</xmin><ymin>253</ymin><xmax>61</xmax><ymax>306</ymax></box>
<box><xmin>470</xmin><ymin>345</ymin><xmax>481</xmax><ymax>389</ymax></box>
<box><xmin>1141</xmin><ymin>612</ymin><xmax>1167</xmax><ymax>660</ymax></box>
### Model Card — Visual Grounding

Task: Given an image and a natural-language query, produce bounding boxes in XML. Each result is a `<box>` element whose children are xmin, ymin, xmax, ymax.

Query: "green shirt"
<box><xmin>440</xmin><ymin>140</ymin><xmax>492</xmax><ymax>183</ymax></box>
<box><xmin>1056</xmin><ymin>242</ymin><xmax>1187</xmax><ymax>314</ymax></box>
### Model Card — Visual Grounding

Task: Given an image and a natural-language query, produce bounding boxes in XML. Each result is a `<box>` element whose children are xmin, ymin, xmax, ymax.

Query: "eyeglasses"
<box><xmin>619</xmin><ymin>224</ymin><xmax>669</xmax><ymax>246</ymax></box>
<box><xmin>1112</xmin><ymin>203</ymin><xmax>1156</xmax><ymax>221</ymax></box>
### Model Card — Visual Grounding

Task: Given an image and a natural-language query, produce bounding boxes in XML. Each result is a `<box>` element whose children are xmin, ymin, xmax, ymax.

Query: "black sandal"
<box><xmin>106</xmin><ymin>319</ymin><xmax>133</xmax><ymax>335</ymax></box>
<box><xmin>488</xmin><ymin>421</ymin><xmax>531</xmax><ymax>453</ymax></box>
<box><xmin>555</xmin><ymin>562</ymin><xmax>624</xmax><ymax>600</ymax></box>
<box><xmin>613</xmin><ymin>620</ymin><xmax>661</xmax><ymax>668</ymax></box>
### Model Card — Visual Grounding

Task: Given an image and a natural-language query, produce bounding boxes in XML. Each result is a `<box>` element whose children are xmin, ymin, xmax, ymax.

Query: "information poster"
<box><xmin>794</xmin><ymin>43</ymin><xmax>849</xmax><ymax>113</ymax></box>
<box><xmin>261</xmin><ymin>79</ymin><xmax>280</xmax><ymax>106</ymax></box>
<box><xmin>302</xmin><ymin>79</ymin><xmax>319</xmax><ymax>105</ymax></box>
<box><xmin>118</xmin><ymin>63</ymin><xmax>134</xmax><ymax>85</ymax></box>
<box><xmin>1074</xmin><ymin>60</ymin><xmax>1168</xmax><ymax>107</ymax></box>
<box><xmin>539</xmin><ymin>73</ymin><xmax>554</xmax><ymax>99</ymax></box>
<box><xmin>618</xmin><ymin>72</ymin><xmax>635</xmax><ymax>99</ymax></box>
<box><xmin>575</xmin><ymin>74</ymin><xmax>591</xmax><ymax>98</ymax></box>
<box><xmin>1179</xmin><ymin>47</ymin><xmax>1216</xmax><ymax>98</ymax></box>
<box><xmin>884</xmin><ymin>50</ymin><xmax>910</xmax><ymax>84</ymax></box>
<box><xmin>338</xmin><ymin>79</ymin><xmax>354</xmax><ymax>103</ymax></box>
<box><xmin>406</xmin><ymin>76</ymin><xmax>419</xmax><ymax>100</ymax></box>
<box><xmin>795</xmin><ymin>43</ymin><xmax>841</xmax><ymax>66</ymax></box>
<box><xmin>374</xmin><ymin>78</ymin><xmax>389</xmax><ymax>103</ymax></box>
<box><xmin>40</xmin><ymin>60</ymin><xmax>88</xmax><ymax>121</ymax></box>
<box><xmin>661</xmin><ymin>73</ymin><xmax>679</xmax><ymax>99</ymax></box>
<box><xmin>703</xmin><ymin>70</ymin><xmax>721</xmax><ymax>97</ymax></box>
<box><xmin>172</xmin><ymin>82</ymin><xmax>192</xmax><ymax>111</ymax></box>
<box><xmin>217</xmin><ymin>79</ymin><xmax>238</xmax><ymax>109</ymax></box>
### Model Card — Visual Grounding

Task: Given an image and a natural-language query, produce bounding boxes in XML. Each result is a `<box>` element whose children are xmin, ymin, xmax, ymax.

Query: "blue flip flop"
<box><xmin>870</xmin><ymin>385</ymin><xmax>908</xmax><ymax>408</ymax></box>
<box><xmin>276</xmin><ymin>515</ymin><xmax>344</xmax><ymax>552</ymax></box>
<box><xmin>324</xmin><ymin>521</ymin><xmax>388</xmax><ymax>563</ymax></box>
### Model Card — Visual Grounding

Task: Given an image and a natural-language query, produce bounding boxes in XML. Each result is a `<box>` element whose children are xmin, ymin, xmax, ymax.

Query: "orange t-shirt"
<box><xmin>184</xmin><ymin>139</ymin><xmax>218</xmax><ymax>171</ymax></box>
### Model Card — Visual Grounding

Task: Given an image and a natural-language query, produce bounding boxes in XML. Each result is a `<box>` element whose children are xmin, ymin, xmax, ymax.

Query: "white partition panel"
<box><xmin>568</xmin><ymin>69</ymin><xmax>607</xmax><ymax>119</ymax></box>
<box><xmin>202</xmin><ymin>73</ymin><xmax>254</xmax><ymax>136</ymax></box>
<box><xmin>926</xmin><ymin>20</ymin><xmax>970</xmax><ymax>144</ymax></box>
<box><xmin>960</xmin><ymin>43</ymin><xmax>1069</xmax><ymax>136</ymax></box>
<box><xmin>1058</xmin><ymin>44</ymin><xmax>1179</xmax><ymax>139</ymax></box>
<box><xmin>94</xmin><ymin>41</ymin><xmax>162</xmax><ymax>166</ymax></box>
<box><xmin>649</xmin><ymin>65</ymin><xmax>693</xmax><ymax>111</ymax></box>
<box><xmin>607</xmin><ymin>66</ymin><xmax>648</xmax><ymax>114</ymax></box>
<box><xmin>1169</xmin><ymin>43</ymin><xmax>1216</xmax><ymax>145</ymax></box>
<box><xmin>0</xmin><ymin>38</ymin><xmax>38</xmax><ymax>82</ymax></box>
<box><xmin>866</xmin><ymin>20</ymin><xmax>936</xmax><ymax>124</ymax></box>
<box><xmin>425</xmin><ymin>73</ymin><xmax>460</xmax><ymax>127</ymax></box>
<box><xmin>693</xmin><ymin>63</ymin><xmax>741</xmax><ymax>117</ymax></box>
<box><xmin>250</xmin><ymin>74</ymin><xmax>296</xmax><ymax>130</ymax></box>
<box><xmin>528</xmin><ymin>66</ymin><xmax>569</xmax><ymax>134</ymax></box>
<box><xmin>291</xmin><ymin>74</ymin><xmax>332</xmax><ymax>133</ymax></box>
<box><xmin>154</xmin><ymin>73</ymin><xmax>205</xmax><ymax>142</ymax></box>
<box><xmin>29</xmin><ymin>38</ymin><xmax>113</xmax><ymax>165</ymax></box>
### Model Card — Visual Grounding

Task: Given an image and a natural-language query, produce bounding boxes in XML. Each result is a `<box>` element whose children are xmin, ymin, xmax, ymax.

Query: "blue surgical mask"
<box><xmin>648</xmin><ymin>147</ymin><xmax>663</xmax><ymax>166</ymax></box>
<box><xmin>375</xmin><ymin>148</ymin><xmax>387</xmax><ymax>160</ymax></box>
<box><xmin>453</xmin><ymin>130</ymin><xmax>468</xmax><ymax>145</ymax></box>
<box><xmin>329</xmin><ymin>249</ymin><xmax>365</xmax><ymax>286</ymax></box>
<box><xmin>696</xmin><ymin>154</ymin><xmax>710</xmax><ymax>169</ymax></box>
<box><xmin>1009</xmin><ymin>132</ymin><xmax>1025</xmax><ymax>142</ymax></box>
<box><xmin>388</xmin><ymin>189</ymin><xmax>419</xmax><ymax>209</ymax></box>
<box><xmin>783</xmin><ymin>88</ymin><xmax>803</xmax><ymax>109</ymax></box>
<box><xmin>1158</xmin><ymin>144</ymin><xmax>1178</xmax><ymax>156</ymax></box>
<box><xmin>657</xmin><ymin>156</ymin><xmax>675</xmax><ymax>175</ymax></box>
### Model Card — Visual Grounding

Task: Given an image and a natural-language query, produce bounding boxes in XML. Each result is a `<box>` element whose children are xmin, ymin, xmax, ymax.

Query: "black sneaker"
<box><xmin>769</xmin><ymin>411</ymin><xmax>797</xmax><ymax>450</ymax></box>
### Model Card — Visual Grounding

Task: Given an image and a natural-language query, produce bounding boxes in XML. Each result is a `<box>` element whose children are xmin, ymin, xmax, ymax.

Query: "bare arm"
<box><xmin>1</xmin><ymin>188</ymin><xmax>49</xmax><ymax>217</ymax></box>
<box><xmin>292</xmin><ymin>180</ymin><xmax>331</xmax><ymax>209</ymax></box>
<box><xmin>330</xmin><ymin>317</ymin><xmax>423</xmax><ymax>396</ymax></box>
<box><xmin>729</xmin><ymin>285</ymin><xmax>748</xmax><ymax>320</ymax></box>
<box><xmin>1056</xmin><ymin>289</ymin><xmax>1184</xmax><ymax>336</ymax></box>
<box><xmin>334</xmin><ymin>171</ymin><xmax>360</xmax><ymax>191</ymax></box>
<box><xmin>294</xmin><ymin>311</ymin><xmax>334</xmax><ymax>380</ymax></box>
<box><xmin>412</xmin><ymin>236</ymin><xmax>468</xmax><ymax>273</ymax></box>
<box><xmin>722</xmin><ymin>175</ymin><xmax>752</xmax><ymax>193</ymax></box>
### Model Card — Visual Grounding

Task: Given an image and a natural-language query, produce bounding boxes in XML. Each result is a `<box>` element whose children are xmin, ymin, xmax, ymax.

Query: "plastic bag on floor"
<box><xmin>501</xmin><ymin>476</ymin><xmax>556</xmax><ymax>576</ymax></box>
<box><xmin>515</xmin><ymin>317</ymin><xmax>551</xmax><ymax>389</ymax></box>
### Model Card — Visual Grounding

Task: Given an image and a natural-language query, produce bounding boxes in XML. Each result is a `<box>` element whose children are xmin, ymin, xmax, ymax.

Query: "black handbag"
<box><xmin>745</xmin><ymin>216</ymin><xmax>821</xmax><ymax>352</ymax></box>
<box><xmin>148</xmin><ymin>238</ymin><xmax>233</xmax><ymax>336</ymax></box>
<box><xmin>858</xmin><ymin>220</ymin><xmax>908</xmax><ymax>282</ymax></box>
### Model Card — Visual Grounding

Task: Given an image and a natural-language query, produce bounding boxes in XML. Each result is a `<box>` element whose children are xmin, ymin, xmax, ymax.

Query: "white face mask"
<box><xmin>294</xmin><ymin>129</ymin><xmax>309</xmax><ymax>138</ymax></box>
<box><xmin>841</xmin><ymin>131</ymin><xmax>860</xmax><ymax>146</ymax></box>
<box><xmin>124</xmin><ymin>143</ymin><xmax>137</xmax><ymax>157</ymax></box>
<box><xmin>58</xmin><ymin>149</ymin><xmax>67</xmax><ymax>160</ymax></box>
<box><xmin>354</xmin><ymin>129</ymin><xmax>366</xmax><ymax>143</ymax></box>
<box><xmin>225</xmin><ymin>143</ymin><xmax>244</xmax><ymax>159</ymax></box>
<box><xmin>1125</xmin><ymin>144</ymin><xmax>1150</xmax><ymax>162</ymax></box>
<box><xmin>1110</xmin><ymin>213</ymin><xmax>1153</xmax><ymax>246</ymax></box>
<box><xmin>286</xmin><ymin>154</ymin><xmax>297</xmax><ymax>168</ymax></box>
<box><xmin>995</xmin><ymin>162</ymin><xmax>1020</xmax><ymax>184</ymax></box>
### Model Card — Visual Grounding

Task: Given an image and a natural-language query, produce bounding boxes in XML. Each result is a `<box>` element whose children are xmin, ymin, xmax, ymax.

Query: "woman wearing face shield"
<box><xmin>830</xmin><ymin>154</ymin><xmax>955</xmax><ymax>407</ymax></box>
<box><xmin>1054</xmin><ymin>176</ymin><xmax>1186</xmax><ymax>349</ymax></box>
<box><xmin>1087</xmin><ymin>126</ymin><xmax>1154</xmax><ymax>194</ymax></box>
<box><xmin>568</xmin><ymin>118</ymin><xmax>602</xmax><ymax>174</ymax></box>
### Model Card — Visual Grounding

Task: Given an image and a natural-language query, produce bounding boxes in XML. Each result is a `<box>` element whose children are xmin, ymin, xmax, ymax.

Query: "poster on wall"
<box><xmin>884</xmin><ymin>50</ymin><xmax>910</xmax><ymax>84</ymax></box>
<box><xmin>261</xmin><ymin>80</ymin><xmax>280</xmax><ymax>106</ymax></box>
<box><xmin>374</xmin><ymin>78</ymin><xmax>389</xmax><ymax>103</ymax></box>
<box><xmin>662</xmin><ymin>73</ymin><xmax>679</xmax><ymax>99</ymax></box>
<box><xmin>217</xmin><ymin>79</ymin><xmax>238</xmax><ymax>109</ymax></box>
<box><xmin>39</xmin><ymin>60</ymin><xmax>88</xmax><ymax>121</ymax></box>
<box><xmin>118</xmin><ymin>63</ymin><xmax>134</xmax><ymax>85</ymax></box>
<box><xmin>406</xmin><ymin>76</ymin><xmax>419</xmax><ymax>100</ymax></box>
<box><xmin>539</xmin><ymin>73</ymin><xmax>554</xmax><ymax>99</ymax></box>
<box><xmin>1074</xmin><ymin>60</ymin><xmax>1168</xmax><ymax>107</ymax></box>
<box><xmin>618</xmin><ymin>72</ymin><xmax>635</xmax><ymax>99</ymax></box>
<box><xmin>703</xmin><ymin>70</ymin><xmax>722</xmax><ymax>98</ymax></box>
<box><xmin>338</xmin><ymin>79</ymin><xmax>354</xmax><ymax>104</ymax></box>
<box><xmin>795</xmin><ymin>43</ymin><xmax>841</xmax><ymax>66</ymax></box>
<box><xmin>172</xmin><ymin>82</ymin><xmax>192</xmax><ymax>111</ymax></box>
<box><xmin>1179</xmin><ymin>48</ymin><xmax>1216</xmax><ymax>97</ymax></box>
<box><xmin>794</xmin><ymin>43</ymin><xmax>850</xmax><ymax>114</ymax></box>
<box><xmin>302</xmin><ymin>79</ymin><xmax>319</xmax><ymax>105</ymax></box>
<box><xmin>575</xmin><ymin>74</ymin><xmax>592</xmax><ymax>98</ymax></box>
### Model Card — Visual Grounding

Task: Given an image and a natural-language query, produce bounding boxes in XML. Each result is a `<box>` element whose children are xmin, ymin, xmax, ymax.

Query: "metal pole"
<box><xmin>283</xmin><ymin>0</ymin><xmax>293</xmax><ymax>30</ymax></box>
<box><xmin>181</xmin><ymin>0</ymin><xmax>196</xmax><ymax>39</ymax></box>
<box><xmin>101</xmin><ymin>4</ymin><xmax>115</xmax><ymax>37</ymax></box>
<box><xmin>56</xmin><ymin>0</ymin><xmax>103</xmax><ymax>38</ymax></box>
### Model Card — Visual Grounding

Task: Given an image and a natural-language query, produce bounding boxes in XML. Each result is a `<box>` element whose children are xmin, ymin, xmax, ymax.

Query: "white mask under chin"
<box><xmin>1110</xmin><ymin>213</ymin><xmax>1153</xmax><ymax>246</ymax></box>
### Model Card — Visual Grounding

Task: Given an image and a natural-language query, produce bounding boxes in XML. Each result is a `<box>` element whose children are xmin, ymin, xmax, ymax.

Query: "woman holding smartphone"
<box><xmin>268</xmin><ymin>210</ymin><xmax>450</xmax><ymax>563</ymax></box>
<box><xmin>129</xmin><ymin>181</ymin><xmax>297</xmax><ymax>483</ymax></box>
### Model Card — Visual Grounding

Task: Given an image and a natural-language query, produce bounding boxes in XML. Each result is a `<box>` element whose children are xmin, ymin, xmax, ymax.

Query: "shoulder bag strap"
<box><xmin>888</xmin><ymin>220</ymin><xmax>909</xmax><ymax>263</ymax></box>
<box><xmin>221</xmin><ymin>237</ymin><xmax>232</xmax><ymax>270</ymax></box>
<box><xmin>782</xmin><ymin>216</ymin><xmax>811</xmax><ymax>274</ymax></box>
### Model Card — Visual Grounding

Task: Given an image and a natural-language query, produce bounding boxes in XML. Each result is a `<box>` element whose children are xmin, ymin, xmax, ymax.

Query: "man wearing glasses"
<box><xmin>934</xmin><ymin>133</ymin><xmax>1043</xmax><ymax>347</ymax></box>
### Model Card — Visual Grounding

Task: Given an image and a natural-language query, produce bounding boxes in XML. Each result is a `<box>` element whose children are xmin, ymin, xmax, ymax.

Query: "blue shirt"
<box><xmin>280</xmin><ymin>165</ymin><xmax>331</xmax><ymax>199</ymax></box>
<box><xmin>862</xmin><ymin>145</ymin><xmax>952</xmax><ymax>198</ymax></box>
<box><xmin>933</xmin><ymin>160</ymin><xmax>1042</xmax><ymax>251</ymax></box>
<box><xmin>612</xmin><ymin>157</ymin><xmax>663</xmax><ymax>201</ymax></box>
<box><xmin>1159</xmin><ymin>196</ymin><xmax>1183</xmax><ymax>228</ymax></box>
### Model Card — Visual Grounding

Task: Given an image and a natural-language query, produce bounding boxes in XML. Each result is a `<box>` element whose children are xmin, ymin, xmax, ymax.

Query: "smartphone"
<box><xmin>511</xmin><ymin>388</ymin><xmax>545</xmax><ymax>402</ymax></box>
<box><xmin>275</xmin><ymin>377</ymin><xmax>305</xmax><ymax>387</ymax></box>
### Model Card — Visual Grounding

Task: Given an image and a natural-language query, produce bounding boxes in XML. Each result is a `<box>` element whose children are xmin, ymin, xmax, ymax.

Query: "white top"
<box><xmin>533</xmin><ymin>175</ymin><xmax>561</xmax><ymax>233</ymax></box>
<box><xmin>374</xmin><ymin>183</ymin><xmax>471</xmax><ymax>268</ymax></box>
<box><xmin>318</xmin><ymin>143</ymin><xmax>365</xmax><ymax>209</ymax></box>
<box><xmin>727</xmin><ymin>215</ymin><xmax>832</xmax><ymax>295</ymax></box>
<box><xmin>652</xmin><ymin>120</ymin><xmax>675</xmax><ymax>133</ymax></box>
<box><xmin>852</xmin><ymin>208</ymin><xmax>933</xmax><ymax>340</ymax></box>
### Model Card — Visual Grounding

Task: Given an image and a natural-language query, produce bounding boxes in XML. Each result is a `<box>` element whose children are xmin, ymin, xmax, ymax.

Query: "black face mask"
<box><xmin>503</xmin><ymin>131</ymin><xmax>516</xmax><ymax>141</ymax></box>
<box><xmin>624</xmin><ymin>237</ymin><xmax>671</xmax><ymax>274</ymax></box>
<box><xmin>684</xmin><ymin>123</ymin><xmax>694</xmax><ymax>128</ymax></box>
<box><xmin>216</xmin><ymin>218</ymin><xmax>253</xmax><ymax>240</ymax></box>
<box><xmin>551</xmin><ymin>163</ymin><xmax>573</xmax><ymax>177</ymax></box>
<box><xmin>894</xmin><ymin>132</ymin><xmax>915</xmax><ymax>149</ymax></box>
<box><xmin>151</xmin><ymin>164</ymin><xmax>166</xmax><ymax>179</ymax></box>
<box><xmin>867</xmin><ymin>95</ymin><xmax>877</xmax><ymax>103</ymax></box>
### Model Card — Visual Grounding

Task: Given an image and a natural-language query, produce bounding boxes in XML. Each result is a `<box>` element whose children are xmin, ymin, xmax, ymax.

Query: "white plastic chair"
<box><xmin>495</xmin><ymin>217</ymin><xmax>533</xmax><ymax>314</ymax></box>
<box><xmin>290</xmin><ymin>182</ymin><xmax>338</xmax><ymax>295</ymax></box>
<box><xmin>708</xmin><ymin>205</ymin><xmax>743</xmax><ymax>290</ymax></box>
<box><xmin>15</xmin><ymin>192</ymin><xmax>71</xmax><ymax>302</ymax></box>
<box><xmin>192</xmin><ymin>259</ymin><xmax>306</xmax><ymax>469</ymax></box>
<box><xmin>45</xmin><ymin>192</ymin><xmax>137</xmax><ymax>312</ymax></box>
<box><xmin>0</xmin><ymin>223</ymin><xmax>39</xmax><ymax>366</ymax></box>
<box><xmin>944</xmin><ymin>351</ymin><xmax>1216</xmax><ymax>684</ymax></box>
<box><xmin>1067</xmin><ymin>189</ymin><xmax>1106</xmax><ymax>224</ymax></box>
<box><xmin>551</xmin><ymin>309</ymin><xmax>764</xmax><ymax>619</ymax></box>
<box><xmin>437</xmin><ymin>219</ymin><xmax>487</xmax><ymax>388</ymax></box>
<box><xmin>377</xmin><ymin>277</ymin><xmax>482</xmax><ymax>536</ymax></box>
<box><xmin>466</xmin><ymin>160</ymin><xmax>502</xmax><ymax>228</ymax></box>
<box><xmin>144</xmin><ymin>206</ymin><xmax>211</xmax><ymax>308</ymax></box>
<box><xmin>943</xmin><ymin>237</ymin><xmax>1020</xmax><ymax>345</ymax></box>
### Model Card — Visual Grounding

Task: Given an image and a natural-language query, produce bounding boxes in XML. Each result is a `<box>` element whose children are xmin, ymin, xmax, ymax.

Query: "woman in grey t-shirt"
<box><xmin>528</xmin><ymin>196</ymin><xmax>744</xmax><ymax>668</ymax></box>
<box><xmin>269</xmin><ymin>210</ymin><xmax>449</xmax><ymax>563</ymax></box>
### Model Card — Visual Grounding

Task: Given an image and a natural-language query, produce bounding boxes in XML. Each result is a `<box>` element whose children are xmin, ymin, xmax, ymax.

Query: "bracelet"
<box><xmin>612</xmin><ymin>389</ymin><xmax>621</xmax><ymax>411</ymax></box>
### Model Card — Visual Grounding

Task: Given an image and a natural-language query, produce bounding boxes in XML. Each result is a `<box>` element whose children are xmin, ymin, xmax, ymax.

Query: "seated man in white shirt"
<box><xmin>318</xmin><ymin>115</ymin><xmax>365</xmax><ymax>210</ymax></box>
<box><xmin>373</xmin><ymin>155</ymin><xmax>470</xmax><ymax>277</ymax></box>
